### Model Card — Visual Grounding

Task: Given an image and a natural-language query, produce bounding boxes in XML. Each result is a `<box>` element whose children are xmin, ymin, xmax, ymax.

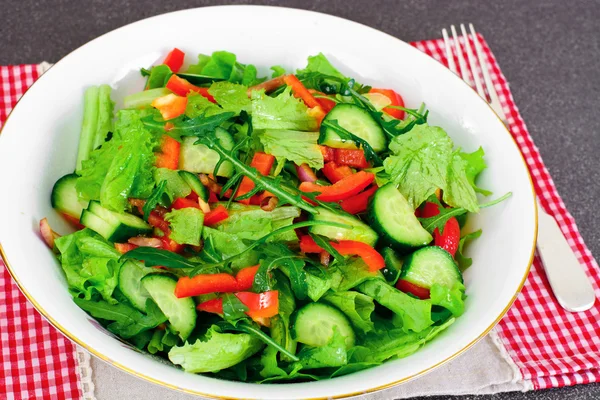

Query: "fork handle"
<box><xmin>536</xmin><ymin>201</ymin><xmax>596</xmax><ymax>312</ymax></box>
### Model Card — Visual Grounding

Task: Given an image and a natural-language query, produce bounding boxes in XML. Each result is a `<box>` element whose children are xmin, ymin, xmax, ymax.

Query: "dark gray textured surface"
<box><xmin>2</xmin><ymin>0</ymin><xmax>599</xmax><ymax>399</ymax></box>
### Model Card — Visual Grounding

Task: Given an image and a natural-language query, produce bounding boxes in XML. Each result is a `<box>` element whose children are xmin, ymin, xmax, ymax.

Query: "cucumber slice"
<box><xmin>381</xmin><ymin>247</ymin><xmax>403</xmax><ymax>284</ymax></box>
<box><xmin>368</xmin><ymin>183</ymin><xmax>432</xmax><ymax>253</ymax></box>
<box><xmin>51</xmin><ymin>174</ymin><xmax>89</xmax><ymax>220</ymax></box>
<box><xmin>401</xmin><ymin>246</ymin><xmax>463</xmax><ymax>289</ymax></box>
<box><xmin>179</xmin><ymin>128</ymin><xmax>234</xmax><ymax>177</ymax></box>
<box><xmin>178</xmin><ymin>171</ymin><xmax>208</xmax><ymax>202</ymax></box>
<box><xmin>118</xmin><ymin>260</ymin><xmax>155</xmax><ymax>311</ymax></box>
<box><xmin>154</xmin><ymin>168</ymin><xmax>191</xmax><ymax>200</ymax></box>
<box><xmin>142</xmin><ymin>274</ymin><xmax>196</xmax><ymax>341</ymax></box>
<box><xmin>82</xmin><ymin>201</ymin><xmax>151</xmax><ymax>242</ymax></box>
<box><xmin>319</xmin><ymin>104</ymin><xmax>387</xmax><ymax>152</ymax></box>
<box><xmin>308</xmin><ymin>207</ymin><xmax>378</xmax><ymax>246</ymax></box>
<box><xmin>291</xmin><ymin>302</ymin><xmax>355</xmax><ymax>349</ymax></box>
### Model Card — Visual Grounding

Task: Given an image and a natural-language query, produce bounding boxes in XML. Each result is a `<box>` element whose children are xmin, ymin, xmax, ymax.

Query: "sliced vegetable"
<box><xmin>51</xmin><ymin>173</ymin><xmax>89</xmax><ymax>221</ymax></box>
<box><xmin>235</xmin><ymin>152</ymin><xmax>275</xmax><ymax>204</ymax></box>
<box><xmin>421</xmin><ymin>202</ymin><xmax>461</xmax><ymax>257</ymax></box>
<box><xmin>165</xmin><ymin>75</ymin><xmax>216</xmax><ymax>102</ymax></box>
<box><xmin>308</xmin><ymin>206</ymin><xmax>378</xmax><ymax>246</ymax></box>
<box><xmin>197</xmin><ymin>290</ymin><xmax>279</xmax><ymax>319</ymax></box>
<box><xmin>400</xmin><ymin>246</ymin><xmax>463</xmax><ymax>290</ymax></box>
<box><xmin>163</xmin><ymin>48</ymin><xmax>185</xmax><ymax>73</ymax></box>
<box><xmin>320</xmin><ymin>104</ymin><xmax>387</xmax><ymax>152</ymax></box>
<box><xmin>334</xmin><ymin>148</ymin><xmax>369</xmax><ymax>169</ymax></box>
<box><xmin>283</xmin><ymin>74</ymin><xmax>321</xmax><ymax>109</ymax></box>
<box><xmin>151</xmin><ymin>94</ymin><xmax>188</xmax><ymax>120</ymax></box>
<box><xmin>174</xmin><ymin>264</ymin><xmax>259</xmax><ymax>298</ymax></box>
<box><xmin>300</xmin><ymin>236</ymin><xmax>385</xmax><ymax>272</ymax></box>
<box><xmin>203</xmin><ymin>205</ymin><xmax>229</xmax><ymax>226</ymax></box>
<box><xmin>155</xmin><ymin>134</ymin><xmax>180</xmax><ymax>170</ymax></box>
<box><xmin>322</xmin><ymin>161</ymin><xmax>352</xmax><ymax>184</ymax></box>
<box><xmin>39</xmin><ymin>218</ymin><xmax>60</xmax><ymax>249</ymax></box>
<box><xmin>340</xmin><ymin>186</ymin><xmax>377</xmax><ymax>214</ymax></box>
<box><xmin>396</xmin><ymin>279</ymin><xmax>430</xmax><ymax>300</ymax></box>
<box><xmin>291</xmin><ymin>302</ymin><xmax>355</xmax><ymax>349</ymax></box>
<box><xmin>369</xmin><ymin>88</ymin><xmax>405</xmax><ymax>119</ymax></box>
<box><xmin>299</xmin><ymin>171</ymin><xmax>374</xmax><ymax>202</ymax></box>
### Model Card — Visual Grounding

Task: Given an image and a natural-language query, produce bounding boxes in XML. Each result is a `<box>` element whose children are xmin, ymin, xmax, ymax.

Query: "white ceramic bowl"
<box><xmin>0</xmin><ymin>6</ymin><xmax>536</xmax><ymax>399</ymax></box>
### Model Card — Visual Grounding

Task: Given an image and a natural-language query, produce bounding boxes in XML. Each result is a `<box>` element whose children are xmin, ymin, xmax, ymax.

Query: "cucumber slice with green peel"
<box><xmin>401</xmin><ymin>246</ymin><xmax>463</xmax><ymax>289</ymax></box>
<box><xmin>319</xmin><ymin>104</ymin><xmax>387</xmax><ymax>152</ymax></box>
<box><xmin>291</xmin><ymin>302</ymin><xmax>355</xmax><ymax>349</ymax></box>
<box><xmin>178</xmin><ymin>171</ymin><xmax>208</xmax><ymax>202</ymax></box>
<box><xmin>51</xmin><ymin>174</ymin><xmax>89</xmax><ymax>220</ymax></box>
<box><xmin>381</xmin><ymin>247</ymin><xmax>403</xmax><ymax>284</ymax></box>
<box><xmin>118</xmin><ymin>260</ymin><xmax>156</xmax><ymax>311</ymax></box>
<box><xmin>179</xmin><ymin>128</ymin><xmax>235</xmax><ymax>177</ymax></box>
<box><xmin>368</xmin><ymin>183</ymin><xmax>432</xmax><ymax>253</ymax></box>
<box><xmin>82</xmin><ymin>201</ymin><xmax>151</xmax><ymax>242</ymax></box>
<box><xmin>142</xmin><ymin>274</ymin><xmax>196</xmax><ymax>341</ymax></box>
<box><xmin>308</xmin><ymin>207</ymin><xmax>378</xmax><ymax>246</ymax></box>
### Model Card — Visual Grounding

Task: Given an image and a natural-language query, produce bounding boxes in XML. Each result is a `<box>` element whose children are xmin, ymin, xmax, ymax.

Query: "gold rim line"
<box><xmin>0</xmin><ymin>6</ymin><xmax>538</xmax><ymax>399</ymax></box>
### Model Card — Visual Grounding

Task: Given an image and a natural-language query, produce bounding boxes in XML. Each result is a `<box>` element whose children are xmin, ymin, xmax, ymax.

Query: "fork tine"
<box><xmin>450</xmin><ymin>25</ymin><xmax>471</xmax><ymax>85</ymax></box>
<box><xmin>460</xmin><ymin>24</ymin><xmax>486</xmax><ymax>99</ymax></box>
<box><xmin>469</xmin><ymin>23</ymin><xmax>506</xmax><ymax>121</ymax></box>
<box><xmin>442</xmin><ymin>28</ymin><xmax>457</xmax><ymax>74</ymax></box>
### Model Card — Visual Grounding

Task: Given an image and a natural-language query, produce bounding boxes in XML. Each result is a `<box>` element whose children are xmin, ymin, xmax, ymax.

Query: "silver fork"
<box><xmin>443</xmin><ymin>24</ymin><xmax>595</xmax><ymax>312</ymax></box>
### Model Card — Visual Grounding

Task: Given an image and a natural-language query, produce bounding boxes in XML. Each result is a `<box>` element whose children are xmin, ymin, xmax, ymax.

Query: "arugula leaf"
<box><xmin>208</xmin><ymin>82</ymin><xmax>251</xmax><ymax>115</ymax></box>
<box><xmin>357</xmin><ymin>280</ymin><xmax>433</xmax><ymax>333</ymax></box>
<box><xmin>323</xmin><ymin>291</ymin><xmax>375</xmax><ymax>334</ymax></box>
<box><xmin>120</xmin><ymin>247</ymin><xmax>197</xmax><ymax>269</ymax></box>
<box><xmin>259</xmin><ymin>130</ymin><xmax>324</xmax><ymax>169</ymax></box>
<box><xmin>221</xmin><ymin>293</ymin><xmax>249</xmax><ymax>320</ymax></box>
<box><xmin>164</xmin><ymin>208</ymin><xmax>204</xmax><ymax>246</ymax></box>
<box><xmin>142</xmin><ymin>180</ymin><xmax>167</xmax><ymax>221</ymax></box>
<box><xmin>418</xmin><ymin>192</ymin><xmax>512</xmax><ymax>234</ymax></box>
<box><xmin>455</xmin><ymin>229</ymin><xmax>483</xmax><ymax>271</ymax></box>
<box><xmin>253</xmin><ymin>243</ymin><xmax>308</xmax><ymax>300</ymax></box>
<box><xmin>460</xmin><ymin>147</ymin><xmax>492</xmax><ymax>196</ymax></box>
<box><xmin>251</xmin><ymin>87</ymin><xmax>318</xmax><ymax>131</ymax></box>
<box><xmin>319</xmin><ymin>119</ymin><xmax>383</xmax><ymax>166</ymax></box>
<box><xmin>430</xmin><ymin>282</ymin><xmax>466</xmax><ymax>317</ymax></box>
<box><xmin>74</xmin><ymin>298</ymin><xmax>167</xmax><ymax>339</ymax></box>
<box><xmin>178</xmin><ymin>112</ymin><xmax>236</xmax><ymax>137</ymax></box>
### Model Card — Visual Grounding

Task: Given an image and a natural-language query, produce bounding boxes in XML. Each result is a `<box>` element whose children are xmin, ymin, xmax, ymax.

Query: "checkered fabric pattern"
<box><xmin>1</xmin><ymin>65</ymin><xmax>81</xmax><ymax>400</ymax></box>
<box><xmin>410</xmin><ymin>35</ymin><xmax>600</xmax><ymax>390</ymax></box>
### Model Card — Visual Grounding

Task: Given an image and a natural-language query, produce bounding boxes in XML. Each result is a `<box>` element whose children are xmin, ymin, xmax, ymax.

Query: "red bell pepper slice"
<box><xmin>204</xmin><ymin>205</ymin><xmax>229</xmax><ymax>226</ymax></box>
<box><xmin>307</xmin><ymin>105</ymin><xmax>326</xmax><ymax>126</ymax></box>
<box><xmin>340</xmin><ymin>186</ymin><xmax>378</xmax><ymax>214</ymax></box>
<box><xmin>163</xmin><ymin>48</ymin><xmax>185</xmax><ymax>73</ymax></box>
<box><xmin>308</xmin><ymin>89</ymin><xmax>336</xmax><ymax>112</ymax></box>
<box><xmin>299</xmin><ymin>171</ymin><xmax>374</xmax><ymax>202</ymax></box>
<box><xmin>172</xmin><ymin>197</ymin><xmax>200</xmax><ymax>210</ymax></box>
<box><xmin>421</xmin><ymin>202</ymin><xmax>460</xmax><ymax>256</ymax></box>
<box><xmin>322</xmin><ymin>161</ymin><xmax>353</xmax><ymax>184</ymax></box>
<box><xmin>114</xmin><ymin>242</ymin><xmax>138</xmax><ymax>254</ymax></box>
<box><xmin>235</xmin><ymin>152</ymin><xmax>275</xmax><ymax>205</ymax></box>
<box><xmin>165</xmin><ymin>75</ymin><xmax>216</xmax><ymax>103</ymax></box>
<box><xmin>175</xmin><ymin>265</ymin><xmax>260</xmax><ymax>298</ymax></box>
<box><xmin>283</xmin><ymin>75</ymin><xmax>321</xmax><ymax>109</ymax></box>
<box><xmin>155</xmin><ymin>134</ymin><xmax>180</xmax><ymax>170</ymax></box>
<box><xmin>396</xmin><ymin>279</ymin><xmax>430</xmax><ymax>299</ymax></box>
<box><xmin>151</xmin><ymin>93</ymin><xmax>187</xmax><ymax>120</ymax></box>
<box><xmin>197</xmin><ymin>290</ymin><xmax>279</xmax><ymax>319</ymax></box>
<box><xmin>369</xmin><ymin>88</ymin><xmax>405</xmax><ymax>119</ymax></box>
<box><xmin>299</xmin><ymin>236</ymin><xmax>385</xmax><ymax>271</ymax></box>
<box><xmin>320</xmin><ymin>146</ymin><xmax>335</xmax><ymax>162</ymax></box>
<box><xmin>334</xmin><ymin>148</ymin><xmax>369</xmax><ymax>169</ymax></box>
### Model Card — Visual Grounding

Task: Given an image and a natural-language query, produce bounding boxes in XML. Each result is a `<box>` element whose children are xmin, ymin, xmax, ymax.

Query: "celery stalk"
<box><xmin>76</xmin><ymin>86</ymin><xmax>99</xmax><ymax>173</ymax></box>
<box><xmin>92</xmin><ymin>84</ymin><xmax>114</xmax><ymax>150</ymax></box>
<box><xmin>124</xmin><ymin>88</ymin><xmax>170</xmax><ymax>109</ymax></box>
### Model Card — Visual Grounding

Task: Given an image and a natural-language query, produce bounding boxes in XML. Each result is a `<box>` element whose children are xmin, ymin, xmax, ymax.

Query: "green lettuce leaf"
<box><xmin>185</xmin><ymin>93</ymin><xmax>223</xmax><ymax>118</ymax></box>
<box><xmin>146</xmin><ymin>64</ymin><xmax>172</xmax><ymax>89</ymax></box>
<box><xmin>296</xmin><ymin>328</ymin><xmax>348</xmax><ymax>369</ymax></box>
<box><xmin>76</xmin><ymin>110</ymin><xmax>157</xmax><ymax>212</ymax></box>
<box><xmin>296</xmin><ymin>53</ymin><xmax>346</xmax><ymax>79</ymax></box>
<box><xmin>214</xmin><ymin>205</ymin><xmax>301</xmax><ymax>242</ymax></box>
<box><xmin>270</xmin><ymin>65</ymin><xmax>286</xmax><ymax>78</ymax></box>
<box><xmin>357</xmin><ymin>279</ymin><xmax>433</xmax><ymax>333</ymax></box>
<box><xmin>330</xmin><ymin>257</ymin><xmax>384</xmax><ymax>292</ymax></box>
<box><xmin>147</xmin><ymin>328</ymin><xmax>180</xmax><ymax>354</ymax></box>
<box><xmin>169</xmin><ymin>326</ymin><xmax>263</xmax><ymax>373</ymax></box>
<box><xmin>54</xmin><ymin>229</ymin><xmax>122</xmax><ymax>303</ymax></box>
<box><xmin>153</xmin><ymin>168</ymin><xmax>191</xmax><ymax>201</ymax></box>
<box><xmin>185</xmin><ymin>51</ymin><xmax>264</xmax><ymax>85</ymax></box>
<box><xmin>460</xmin><ymin>147</ymin><xmax>492</xmax><ymax>195</ymax></box>
<box><xmin>201</xmin><ymin>227</ymin><xmax>258</xmax><ymax>269</ymax></box>
<box><xmin>455</xmin><ymin>229</ymin><xmax>483</xmax><ymax>271</ymax></box>
<box><xmin>251</xmin><ymin>87</ymin><xmax>318</xmax><ymax>131</ymax></box>
<box><xmin>164</xmin><ymin>208</ymin><xmax>204</xmax><ymax>246</ymax></box>
<box><xmin>430</xmin><ymin>282</ymin><xmax>466</xmax><ymax>317</ymax></box>
<box><xmin>208</xmin><ymin>82</ymin><xmax>251</xmax><ymax>115</ymax></box>
<box><xmin>259</xmin><ymin>130</ymin><xmax>324</xmax><ymax>169</ymax></box>
<box><xmin>323</xmin><ymin>291</ymin><xmax>375</xmax><ymax>334</ymax></box>
<box><xmin>443</xmin><ymin>152</ymin><xmax>479</xmax><ymax>213</ymax></box>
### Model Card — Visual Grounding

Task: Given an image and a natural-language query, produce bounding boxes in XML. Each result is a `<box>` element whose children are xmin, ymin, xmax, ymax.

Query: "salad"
<box><xmin>40</xmin><ymin>48</ymin><xmax>509</xmax><ymax>382</ymax></box>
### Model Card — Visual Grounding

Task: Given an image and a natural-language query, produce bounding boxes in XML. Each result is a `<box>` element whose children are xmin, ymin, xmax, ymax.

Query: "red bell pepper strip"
<box><xmin>175</xmin><ymin>264</ymin><xmax>260</xmax><ymax>298</ymax></box>
<box><xmin>334</xmin><ymin>148</ymin><xmax>369</xmax><ymax>169</ymax></box>
<box><xmin>299</xmin><ymin>171</ymin><xmax>374</xmax><ymax>202</ymax></box>
<box><xmin>203</xmin><ymin>205</ymin><xmax>229</xmax><ymax>226</ymax></box>
<box><xmin>159</xmin><ymin>236</ymin><xmax>185</xmax><ymax>253</ymax></box>
<box><xmin>114</xmin><ymin>242</ymin><xmax>138</xmax><ymax>254</ymax></box>
<box><xmin>172</xmin><ymin>197</ymin><xmax>200</xmax><ymax>210</ymax></box>
<box><xmin>151</xmin><ymin>93</ymin><xmax>187</xmax><ymax>120</ymax></box>
<box><xmin>308</xmin><ymin>89</ymin><xmax>336</xmax><ymax>112</ymax></box>
<box><xmin>307</xmin><ymin>105</ymin><xmax>326</xmax><ymax>126</ymax></box>
<box><xmin>421</xmin><ymin>202</ymin><xmax>460</xmax><ymax>256</ymax></box>
<box><xmin>208</xmin><ymin>191</ymin><xmax>219</xmax><ymax>203</ymax></box>
<box><xmin>340</xmin><ymin>185</ymin><xmax>378</xmax><ymax>214</ymax></box>
<box><xmin>197</xmin><ymin>290</ymin><xmax>279</xmax><ymax>319</ymax></box>
<box><xmin>322</xmin><ymin>161</ymin><xmax>353</xmax><ymax>184</ymax></box>
<box><xmin>283</xmin><ymin>75</ymin><xmax>321</xmax><ymax>109</ymax></box>
<box><xmin>369</xmin><ymin>88</ymin><xmax>405</xmax><ymax>120</ymax></box>
<box><xmin>299</xmin><ymin>236</ymin><xmax>385</xmax><ymax>272</ymax></box>
<box><xmin>147</xmin><ymin>210</ymin><xmax>185</xmax><ymax>253</ymax></box>
<box><xmin>155</xmin><ymin>134</ymin><xmax>180</xmax><ymax>170</ymax></box>
<box><xmin>60</xmin><ymin>212</ymin><xmax>84</xmax><ymax>230</ymax></box>
<box><xmin>165</xmin><ymin>75</ymin><xmax>216</xmax><ymax>102</ymax></box>
<box><xmin>163</xmin><ymin>48</ymin><xmax>185</xmax><ymax>73</ymax></box>
<box><xmin>235</xmin><ymin>152</ymin><xmax>275</xmax><ymax>205</ymax></box>
<box><xmin>396</xmin><ymin>279</ymin><xmax>430</xmax><ymax>300</ymax></box>
<box><xmin>320</xmin><ymin>146</ymin><xmax>335</xmax><ymax>162</ymax></box>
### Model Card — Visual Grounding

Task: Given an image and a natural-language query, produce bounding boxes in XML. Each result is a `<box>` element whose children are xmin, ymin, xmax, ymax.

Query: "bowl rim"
<box><xmin>0</xmin><ymin>4</ymin><xmax>538</xmax><ymax>399</ymax></box>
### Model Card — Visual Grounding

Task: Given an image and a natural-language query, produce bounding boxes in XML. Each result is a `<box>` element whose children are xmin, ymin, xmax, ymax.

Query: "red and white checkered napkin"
<box><xmin>411</xmin><ymin>35</ymin><xmax>600</xmax><ymax>390</ymax></box>
<box><xmin>0</xmin><ymin>65</ymin><xmax>82</xmax><ymax>400</ymax></box>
